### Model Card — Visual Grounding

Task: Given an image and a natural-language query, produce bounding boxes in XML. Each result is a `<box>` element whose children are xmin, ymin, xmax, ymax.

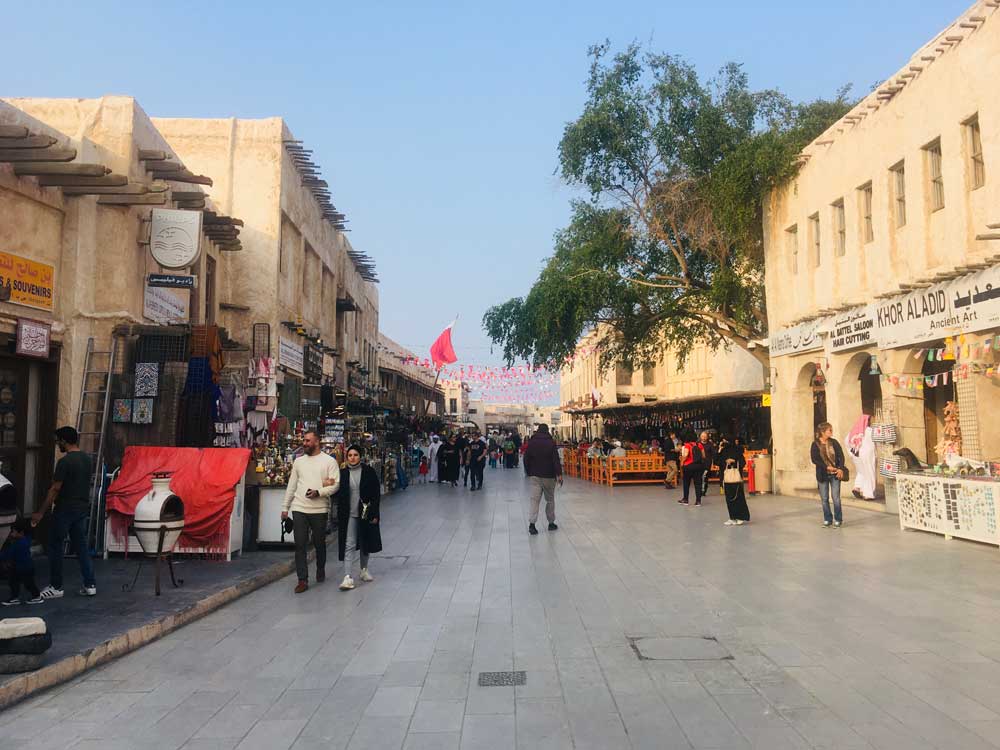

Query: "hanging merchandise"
<box><xmin>871</xmin><ymin>424</ymin><xmax>898</xmax><ymax>444</ymax></box>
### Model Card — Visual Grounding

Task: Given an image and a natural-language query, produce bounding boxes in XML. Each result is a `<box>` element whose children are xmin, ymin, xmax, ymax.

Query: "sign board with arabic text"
<box><xmin>0</xmin><ymin>251</ymin><xmax>55</xmax><ymax>311</ymax></box>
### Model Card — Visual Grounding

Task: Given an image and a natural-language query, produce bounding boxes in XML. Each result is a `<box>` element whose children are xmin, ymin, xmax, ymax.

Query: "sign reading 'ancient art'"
<box><xmin>0</xmin><ymin>251</ymin><xmax>55</xmax><ymax>311</ymax></box>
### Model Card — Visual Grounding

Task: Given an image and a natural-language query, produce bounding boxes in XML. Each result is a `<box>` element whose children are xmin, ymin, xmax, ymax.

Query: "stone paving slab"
<box><xmin>3</xmin><ymin>469</ymin><xmax>1000</xmax><ymax>749</ymax></box>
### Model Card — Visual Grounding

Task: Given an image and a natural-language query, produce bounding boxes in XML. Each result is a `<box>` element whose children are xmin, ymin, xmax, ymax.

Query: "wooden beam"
<box><xmin>0</xmin><ymin>146</ymin><xmax>77</xmax><ymax>162</ymax></box>
<box><xmin>203</xmin><ymin>216</ymin><xmax>244</xmax><ymax>227</ymax></box>
<box><xmin>152</xmin><ymin>171</ymin><xmax>212</xmax><ymax>185</ymax></box>
<box><xmin>148</xmin><ymin>161</ymin><xmax>184</xmax><ymax>172</ymax></box>
<box><xmin>0</xmin><ymin>125</ymin><xmax>29</xmax><ymax>138</ymax></box>
<box><xmin>174</xmin><ymin>201</ymin><xmax>206</xmax><ymax>209</ymax></box>
<box><xmin>137</xmin><ymin>149</ymin><xmax>169</xmax><ymax>161</ymax></box>
<box><xmin>97</xmin><ymin>193</ymin><xmax>168</xmax><ymax>206</ymax></box>
<box><xmin>13</xmin><ymin>162</ymin><xmax>110</xmax><ymax>176</ymax></box>
<box><xmin>37</xmin><ymin>173</ymin><xmax>129</xmax><ymax>187</ymax></box>
<box><xmin>0</xmin><ymin>135</ymin><xmax>58</xmax><ymax>149</ymax></box>
<box><xmin>171</xmin><ymin>191</ymin><xmax>205</xmax><ymax>201</ymax></box>
<box><xmin>61</xmin><ymin>184</ymin><xmax>150</xmax><ymax>195</ymax></box>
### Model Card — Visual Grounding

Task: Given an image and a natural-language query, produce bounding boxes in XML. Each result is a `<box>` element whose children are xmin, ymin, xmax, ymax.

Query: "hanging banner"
<box><xmin>769</xmin><ymin>317</ymin><xmax>829</xmax><ymax>357</ymax></box>
<box><xmin>829</xmin><ymin>306</ymin><xmax>876</xmax><ymax>353</ymax></box>
<box><xmin>0</xmin><ymin>251</ymin><xmax>55</xmax><ymax>311</ymax></box>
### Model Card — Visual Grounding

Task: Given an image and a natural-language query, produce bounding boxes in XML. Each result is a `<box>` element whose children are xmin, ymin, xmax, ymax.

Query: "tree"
<box><xmin>483</xmin><ymin>43</ymin><xmax>852</xmax><ymax>376</ymax></box>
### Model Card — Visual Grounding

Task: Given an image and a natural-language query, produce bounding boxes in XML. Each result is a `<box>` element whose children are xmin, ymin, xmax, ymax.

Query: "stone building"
<box><xmin>152</xmin><ymin>116</ymin><xmax>380</xmax><ymax>419</ymax></box>
<box><xmin>0</xmin><ymin>96</ymin><xmax>242</xmax><ymax>515</ymax></box>
<box><xmin>763</xmin><ymin>1</ymin><xmax>1000</xmax><ymax>502</ymax></box>
<box><xmin>377</xmin><ymin>333</ymin><xmax>444</xmax><ymax>416</ymax></box>
<box><xmin>559</xmin><ymin>327</ymin><xmax>766</xmax><ymax>445</ymax></box>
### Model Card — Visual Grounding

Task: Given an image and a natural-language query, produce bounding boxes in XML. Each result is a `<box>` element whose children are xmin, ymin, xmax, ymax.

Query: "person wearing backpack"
<box><xmin>679</xmin><ymin>430</ymin><xmax>706</xmax><ymax>506</ymax></box>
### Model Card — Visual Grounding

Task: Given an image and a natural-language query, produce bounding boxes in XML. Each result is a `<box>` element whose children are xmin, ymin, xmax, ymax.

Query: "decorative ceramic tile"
<box><xmin>113</xmin><ymin>399</ymin><xmax>132</xmax><ymax>423</ymax></box>
<box><xmin>134</xmin><ymin>362</ymin><xmax>159</xmax><ymax>397</ymax></box>
<box><xmin>132</xmin><ymin>398</ymin><xmax>153</xmax><ymax>424</ymax></box>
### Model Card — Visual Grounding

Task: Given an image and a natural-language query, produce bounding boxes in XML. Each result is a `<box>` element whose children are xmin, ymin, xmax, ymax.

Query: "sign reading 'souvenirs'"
<box><xmin>0</xmin><ymin>251</ymin><xmax>55</xmax><ymax>311</ymax></box>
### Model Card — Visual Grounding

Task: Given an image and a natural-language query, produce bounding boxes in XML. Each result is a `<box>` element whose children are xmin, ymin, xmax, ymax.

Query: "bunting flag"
<box><xmin>429</xmin><ymin>320</ymin><xmax>458</xmax><ymax>369</ymax></box>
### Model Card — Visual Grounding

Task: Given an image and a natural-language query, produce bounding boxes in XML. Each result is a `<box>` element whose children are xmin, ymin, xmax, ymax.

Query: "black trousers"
<box><xmin>471</xmin><ymin>462</ymin><xmax>485</xmax><ymax>489</ymax></box>
<box><xmin>682</xmin><ymin>466</ymin><xmax>704</xmax><ymax>503</ymax></box>
<box><xmin>462</xmin><ymin>463</ymin><xmax>470</xmax><ymax>486</ymax></box>
<box><xmin>9</xmin><ymin>569</ymin><xmax>40</xmax><ymax>599</ymax></box>
<box><xmin>293</xmin><ymin>511</ymin><xmax>327</xmax><ymax>582</ymax></box>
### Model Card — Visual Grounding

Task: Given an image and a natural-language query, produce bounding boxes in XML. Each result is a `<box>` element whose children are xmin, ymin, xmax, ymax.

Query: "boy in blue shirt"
<box><xmin>1</xmin><ymin>518</ymin><xmax>42</xmax><ymax>606</ymax></box>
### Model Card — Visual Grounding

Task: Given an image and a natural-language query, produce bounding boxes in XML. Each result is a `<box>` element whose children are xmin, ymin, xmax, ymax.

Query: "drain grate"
<box><xmin>478</xmin><ymin>671</ymin><xmax>526</xmax><ymax>687</ymax></box>
<box><xmin>628</xmin><ymin>636</ymin><xmax>731</xmax><ymax>661</ymax></box>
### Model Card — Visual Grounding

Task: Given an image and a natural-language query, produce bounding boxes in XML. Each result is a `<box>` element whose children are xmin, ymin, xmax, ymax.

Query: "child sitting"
<box><xmin>418</xmin><ymin>456</ymin><xmax>429</xmax><ymax>483</ymax></box>
<box><xmin>1</xmin><ymin>518</ymin><xmax>42</xmax><ymax>606</ymax></box>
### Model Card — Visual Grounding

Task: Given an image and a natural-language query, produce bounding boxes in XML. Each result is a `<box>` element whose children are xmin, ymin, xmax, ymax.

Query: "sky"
<box><xmin>5</xmin><ymin>0</ymin><xmax>971</xmax><ymax>401</ymax></box>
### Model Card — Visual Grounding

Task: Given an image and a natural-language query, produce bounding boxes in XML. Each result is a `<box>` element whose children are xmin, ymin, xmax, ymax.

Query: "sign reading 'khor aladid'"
<box><xmin>150</xmin><ymin>209</ymin><xmax>202</xmax><ymax>269</ymax></box>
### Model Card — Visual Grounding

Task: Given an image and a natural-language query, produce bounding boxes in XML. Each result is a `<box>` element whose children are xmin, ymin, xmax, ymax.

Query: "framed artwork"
<box><xmin>135</xmin><ymin>363</ymin><xmax>160</xmax><ymax>397</ymax></box>
<box><xmin>113</xmin><ymin>399</ymin><xmax>132</xmax><ymax>423</ymax></box>
<box><xmin>132</xmin><ymin>398</ymin><xmax>153</xmax><ymax>425</ymax></box>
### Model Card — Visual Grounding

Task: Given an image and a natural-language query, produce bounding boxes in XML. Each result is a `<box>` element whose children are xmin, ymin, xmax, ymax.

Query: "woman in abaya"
<box><xmin>717</xmin><ymin>436</ymin><xmax>750</xmax><ymax>525</ymax></box>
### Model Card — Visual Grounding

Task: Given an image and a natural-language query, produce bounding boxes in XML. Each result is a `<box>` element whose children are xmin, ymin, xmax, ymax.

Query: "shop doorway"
<box><xmin>859</xmin><ymin>364</ymin><xmax>883</xmax><ymax>417</ymax></box>
<box><xmin>923</xmin><ymin>358</ymin><xmax>955</xmax><ymax>464</ymax></box>
<box><xmin>810</xmin><ymin>363</ymin><xmax>827</xmax><ymax>428</ymax></box>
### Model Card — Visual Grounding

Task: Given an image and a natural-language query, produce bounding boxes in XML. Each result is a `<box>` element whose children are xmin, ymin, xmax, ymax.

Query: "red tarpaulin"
<box><xmin>106</xmin><ymin>447</ymin><xmax>250</xmax><ymax>554</ymax></box>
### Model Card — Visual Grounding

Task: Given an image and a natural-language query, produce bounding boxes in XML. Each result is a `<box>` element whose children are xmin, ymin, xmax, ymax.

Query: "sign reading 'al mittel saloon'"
<box><xmin>0</xmin><ymin>251</ymin><xmax>55</xmax><ymax>311</ymax></box>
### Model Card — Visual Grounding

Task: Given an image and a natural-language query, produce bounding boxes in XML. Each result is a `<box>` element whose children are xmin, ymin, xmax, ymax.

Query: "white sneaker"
<box><xmin>78</xmin><ymin>586</ymin><xmax>97</xmax><ymax>597</ymax></box>
<box><xmin>339</xmin><ymin>575</ymin><xmax>355</xmax><ymax>591</ymax></box>
<box><xmin>723</xmin><ymin>520</ymin><xmax>736</xmax><ymax>526</ymax></box>
<box><xmin>359</xmin><ymin>569</ymin><xmax>374</xmax><ymax>583</ymax></box>
<box><xmin>39</xmin><ymin>586</ymin><xmax>64</xmax><ymax>599</ymax></box>
<box><xmin>734</xmin><ymin>520</ymin><xmax>746</xmax><ymax>526</ymax></box>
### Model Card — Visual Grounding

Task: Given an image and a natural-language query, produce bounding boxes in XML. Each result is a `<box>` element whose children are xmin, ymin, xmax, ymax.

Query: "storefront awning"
<box><xmin>571</xmin><ymin>389</ymin><xmax>765</xmax><ymax>416</ymax></box>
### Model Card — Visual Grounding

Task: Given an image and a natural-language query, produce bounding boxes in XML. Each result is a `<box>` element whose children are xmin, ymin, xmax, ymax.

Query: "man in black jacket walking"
<box><xmin>523</xmin><ymin>424</ymin><xmax>562</xmax><ymax>535</ymax></box>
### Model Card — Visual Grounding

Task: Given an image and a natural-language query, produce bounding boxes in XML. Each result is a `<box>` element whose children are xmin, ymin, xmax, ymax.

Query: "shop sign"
<box><xmin>147</xmin><ymin>273</ymin><xmax>195</xmax><ymax>289</ymax></box>
<box><xmin>15</xmin><ymin>318</ymin><xmax>51</xmax><ymax>358</ymax></box>
<box><xmin>769</xmin><ymin>317</ymin><xmax>828</xmax><ymax>357</ymax></box>
<box><xmin>875</xmin><ymin>264</ymin><xmax>1000</xmax><ymax>349</ymax></box>
<box><xmin>761</xmin><ymin>393</ymin><xmax>772</xmax><ymax>407</ymax></box>
<box><xmin>324</xmin><ymin>418</ymin><xmax>345</xmax><ymax>442</ymax></box>
<box><xmin>322</xmin><ymin>353</ymin><xmax>335</xmax><ymax>377</ymax></box>
<box><xmin>828</xmin><ymin>306</ymin><xmax>876</xmax><ymax>353</ymax></box>
<box><xmin>0</xmin><ymin>251</ymin><xmax>55</xmax><ymax>311</ymax></box>
<box><xmin>150</xmin><ymin>209</ymin><xmax>202</xmax><ymax>269</ymax></box>
<box><xmin>279</xmin><ymin>336</ymin><xmax>304</xmax><ymax>374</ymax></box>
<box><xmin>143</xmin><ymin>285</ymin><xmax>189</xmax><ymax>324</ymax></box>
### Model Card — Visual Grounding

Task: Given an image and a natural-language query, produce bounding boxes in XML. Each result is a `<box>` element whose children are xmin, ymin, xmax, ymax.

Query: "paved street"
<box><xmin>4</xmin><ymin>469</ymin><xmax>1000</xmax><ymax>750</ymax></box>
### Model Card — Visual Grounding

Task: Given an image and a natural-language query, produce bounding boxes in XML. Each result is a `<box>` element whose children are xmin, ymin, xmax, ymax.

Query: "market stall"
<box><xmin>897</xmin><ymin>471</ymin><xmax>1000</xmax><ymax>547</ymax></box>
<box><xmin>105</xmin><ymin>446</ymin><xmax>250</xmax><ymax>560</ymax></box>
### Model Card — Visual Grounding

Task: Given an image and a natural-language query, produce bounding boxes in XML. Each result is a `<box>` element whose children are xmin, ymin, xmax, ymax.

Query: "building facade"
<box><xmin>377</xmin><ymin>333</ymin><xmax>444</xmax><ymax>416</ymax></box>
<box><xmin>763</xmin><ymin>1</ymin><xmax>1000</xmax><ymax>501</ymax></box>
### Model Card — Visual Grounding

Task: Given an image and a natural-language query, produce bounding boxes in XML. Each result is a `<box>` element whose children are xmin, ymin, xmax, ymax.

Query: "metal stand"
<box><xmin>122</xmin><ymin>525</ymin><xmax>184</xmax><ymax>596</ymax></box>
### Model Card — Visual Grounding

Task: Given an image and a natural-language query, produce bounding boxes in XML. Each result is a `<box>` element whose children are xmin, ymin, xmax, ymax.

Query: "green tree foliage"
<box><xmin>483</xmin><ymin>43</ymin><xmax>853</xmax><ymax>374</ymax></box>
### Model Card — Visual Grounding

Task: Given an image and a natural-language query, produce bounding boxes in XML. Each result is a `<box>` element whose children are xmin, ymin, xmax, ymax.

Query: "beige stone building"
<box><xmin>763</xmin><ymin>1</ymin><xmax>1000</xmax><ymax>502</ymax></box>
<box><xmin>377</xmin><ymin>333</ymin><xmax>444</xmax><ymax>416</ymax></box>
<box><xmin>559</xmin><ymin>327</ymin><xmax>766</xmax><ymax>444</ymax></box>
<box><xmin>153</xmin><ymin>116</ymin><xmax>380</xmax><ymax>416</ymax></box>
<box><xmin>442</xmin><ymin>378</ymin><xmax>471</xmax><ymax>423</ymax></box>
<box><xmin>0</xmin><ymin>96</ymin><xmax>243</xmax><ymax>514</ymax></box>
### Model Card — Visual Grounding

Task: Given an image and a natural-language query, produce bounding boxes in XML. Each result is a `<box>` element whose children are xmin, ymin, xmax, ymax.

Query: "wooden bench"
<box><xmin>607</xmin><ymin>455</ymin><xmax>668</xmax><ymax>486</ymax></box>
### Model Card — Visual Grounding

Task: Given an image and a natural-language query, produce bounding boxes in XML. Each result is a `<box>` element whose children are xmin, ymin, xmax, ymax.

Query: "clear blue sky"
<box><xmin>6</xmin><ymin>0</ymin><xmax>970</xmax><ymax>390</ymax></box>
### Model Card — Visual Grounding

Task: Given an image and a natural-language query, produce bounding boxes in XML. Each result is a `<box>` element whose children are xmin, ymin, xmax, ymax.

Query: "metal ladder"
<box><xmin>75</xmin><ymin>337</ymin><xmax>116</xmax><ymax>554</ymax></box>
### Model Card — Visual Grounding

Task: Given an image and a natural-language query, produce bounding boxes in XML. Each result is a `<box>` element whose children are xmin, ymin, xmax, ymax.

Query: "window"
<box><xmin>859</xmin><ymin>183</ymin><xmax>873</xmax><ymax>243</ymax></box>
<box><xmin>786</xmin><ymin>225</ymin><xmax>798</xmax><ymax>274</ymax></box>
<box><xmin>642</xmin><ymin>365</ymin><xmax>655</xmax><ymax>386</ymax></box>
<box><xmin>967</xmin><ymin>115</ymin><xmax>985</xmax><ymax>189</ymax></box>
<box><xmin>925</xmin><ymin>139</ymin><xmax>944</xmax><ymax>211</ymax></box>
<box><xmin>832</xmin><ymin>199</ymin><xmax>846</xmax><ymax>256</ymax></box>
<box><xmin>809</xmin><ymin>213</ymin><xmax>821</xmax><ymax>267</ymax></box>
<box><xmin>616</xmin><ymin>366</ymin><xmax>632</xmax><ymax>387</ymax></box>
<box><xmin>449</xmin><ymin>398</ymin><xmax>457</xmax><ymax>414</ymax></box>
<box><xmin>469</xmin><ymin>408</ymin><xmax>477</xmax><ymax>414</ymax></box>
<box><xmin>890</xmin><ymin>161</ymin><xmax>906</xmax><ymax>228</ymax></box>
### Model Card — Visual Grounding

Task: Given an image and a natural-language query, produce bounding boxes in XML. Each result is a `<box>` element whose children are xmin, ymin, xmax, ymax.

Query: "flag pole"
<box><xmin>423</xmin><ymin>314</ymin><xmax>458</xmax><ymax>417</ymax></box>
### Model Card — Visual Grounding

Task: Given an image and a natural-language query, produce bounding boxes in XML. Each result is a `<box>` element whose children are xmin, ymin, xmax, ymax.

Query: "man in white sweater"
<box><xmin>281</xmin><ymin>431</ymin><xmax>340</xmax><ymax>593</ymax></box>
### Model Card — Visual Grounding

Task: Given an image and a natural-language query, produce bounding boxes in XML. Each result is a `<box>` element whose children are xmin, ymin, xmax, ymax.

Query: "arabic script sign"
<box><xmin>0</xmin><ymin>251</ymin><xmax>55</xmax><ymax>311</ymax></box>
<box><xmin>769</xmin><ymin>317</ymin><xmax>828</xmax><ymax>357</ymax></box>
<box><xmin>15</xmin><ymin>318</ymin><xmax>51</xmax><ymax>358</ymax></box>
<box><xmin>829</xmin><ymin>306</ymin><xmax>877</xmax><ymax>353</ymax></box>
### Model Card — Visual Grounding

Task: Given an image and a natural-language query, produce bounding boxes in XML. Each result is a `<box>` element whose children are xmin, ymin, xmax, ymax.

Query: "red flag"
<box><xmin>430</xmin><ymin>320</ymin><xmax>458</xmax><ymax>368</ymax></box>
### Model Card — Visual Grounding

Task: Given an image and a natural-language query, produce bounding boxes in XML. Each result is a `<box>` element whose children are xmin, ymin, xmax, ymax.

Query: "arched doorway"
<box><xmin>810</xmin><ymin>363</ymin><xmax>827</xmax><ymax>427</ymax></box>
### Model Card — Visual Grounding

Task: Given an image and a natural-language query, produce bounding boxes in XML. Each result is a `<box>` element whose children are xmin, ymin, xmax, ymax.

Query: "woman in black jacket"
<box><xmin>332</xmin><ymin>445</ymin><xmax>383</xmax><ymax>590</ymax></box>
<box><xmin>810</xmin><ymin>422</ymin><xmax>846</xmax><ymax>528</ymax></box>
<box><xmin>717</xmin><ymin>436</ymin><xmax>750</xmax><ymax>525</ymax></box>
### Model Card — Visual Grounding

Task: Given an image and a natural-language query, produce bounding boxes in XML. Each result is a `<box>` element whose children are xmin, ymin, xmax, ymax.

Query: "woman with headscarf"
<box><xmin>717</xmin><ymin>435</ymin><xmax>750</xmax><ymax>525</ymax></box>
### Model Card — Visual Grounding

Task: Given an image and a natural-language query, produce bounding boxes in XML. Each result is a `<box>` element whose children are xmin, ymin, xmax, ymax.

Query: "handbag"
<box><xmin>722</xmin><ymin>459</ymin><xmax>742</xmax><ymax>484</ymax></box>
<box><xmin>871</xmin><ymin>424</ymin><xmax>898</xmax><ymax>444</ymax></box>
<box><xmin>879</xmin><ymin>457</ymin><xmax>900</xmax><ymax>478</ymax></box>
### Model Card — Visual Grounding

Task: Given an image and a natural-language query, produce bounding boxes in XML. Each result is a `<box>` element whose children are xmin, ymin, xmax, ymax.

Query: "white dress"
<box><xmin>845</xmin><ymin>426</ymin><xmax>877</xmax><ymax>500</ymax></box>
<box><xmin>427</xmin><ymin>441</ymin><xmax>440</xmax><ymax>482</ymax></box>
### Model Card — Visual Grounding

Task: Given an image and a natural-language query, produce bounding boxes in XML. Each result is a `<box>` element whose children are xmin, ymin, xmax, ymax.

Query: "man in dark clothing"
<box><xmin>32</xmin><ymin>426</ymin><xmax>97</xmax><ymax>598</ymax></box>
<box><xmin>523</xmin><ymin>424</ymin><xmax>562</xmax><ymax>535</ymax></box>
<box><xmin>456</xmin><ymin>432</ymin><xmax>470</xmax><ymax>487</ymax></box>
<box><xmin>511</xmin><ymin>433</ymin><xmax>522</xmax><ymax>468</ymax></box>
<box><xmin>699</xmin><ymin>431</ymin><xmax>716</xmax><ymax>498</ymax></box>
<box><xmin>468</xmin><ymin>433</ymin><xmax>487</xmax><ymax>491</ymax></box>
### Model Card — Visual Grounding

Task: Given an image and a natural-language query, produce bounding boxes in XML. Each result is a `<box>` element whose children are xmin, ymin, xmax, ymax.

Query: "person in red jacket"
<box><xmin>523</xmin><ymin>424</ymin><xmax>563</xmax><ymax>535</ymax></box>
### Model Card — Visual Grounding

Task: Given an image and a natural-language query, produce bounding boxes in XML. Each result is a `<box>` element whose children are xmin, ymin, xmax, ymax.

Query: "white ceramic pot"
<box><xmin>133</xmin><ymin>473</ymin><xmax>184</xmax><ymax>556</ymax></box>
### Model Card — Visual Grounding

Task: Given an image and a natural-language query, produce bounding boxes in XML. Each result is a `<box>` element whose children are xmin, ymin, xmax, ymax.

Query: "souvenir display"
<box><xmin>134</xmin><ymin>362</ymin><xmax>160</xmax><ymax>397</ymax></box>
<box><xmin>132</xmin><ymin>398</ymin><xmax>154</xmax><ymax>425</ymax></box>
<box><xmin>113</xmin><ymin>399</ymin><xmax>132</xmax><ymax>423</ymax></box>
